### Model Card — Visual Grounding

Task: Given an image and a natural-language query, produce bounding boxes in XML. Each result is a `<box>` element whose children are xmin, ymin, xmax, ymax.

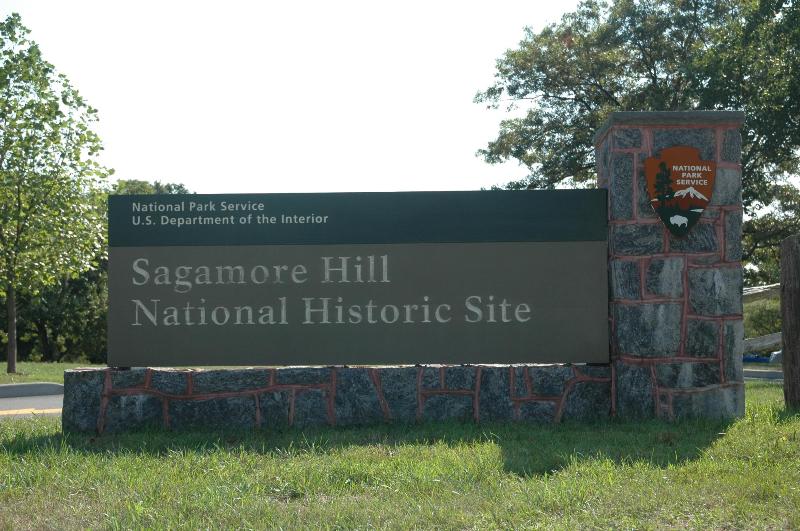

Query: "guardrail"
<box><xmin>743</xmin><ymin>283</ymin><xmax>781</xmax><ymax>352</ymax></box>
<box><xmin>743</xmin><ymin>283</ymin><xmax>780</xmax><ymax>303</ymax></box>
<box><xmin>744</xmin><ymin>332</ymin><xmax>782</xmax><ymax>352</ymax></box>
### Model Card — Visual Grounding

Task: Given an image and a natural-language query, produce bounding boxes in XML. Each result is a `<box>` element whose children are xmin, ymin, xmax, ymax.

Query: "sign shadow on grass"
<box><xmin>0</xmin><ymin>417</ymin><xmax>738</xmax><ymax>478</ymax></box>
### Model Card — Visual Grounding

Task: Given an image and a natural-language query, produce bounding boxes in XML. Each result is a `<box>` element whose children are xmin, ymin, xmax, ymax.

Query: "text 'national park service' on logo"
<box><xmin>644</xmin><ymin>146</ymin><xmax>716</xmax><ymax>237</ymax></box>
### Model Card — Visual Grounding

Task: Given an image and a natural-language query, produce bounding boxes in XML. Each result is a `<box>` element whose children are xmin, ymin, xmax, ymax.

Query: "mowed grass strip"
<box><xmin>0</xmin><ymin>382</ymin><xmax>798</xmax><ymax>529</ymax></box>
<box><xmin>0</xmin><ymin>362</ymin><xmax>104</xmax><ymax>385</ymax></box>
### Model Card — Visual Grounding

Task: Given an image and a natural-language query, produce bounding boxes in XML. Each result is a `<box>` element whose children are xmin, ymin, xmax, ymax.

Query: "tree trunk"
<box><xmin>782</xmin><ymin>234</ymin><xmax>800</xmax><ymax>409</ymax></box>
<box><xmin>6</xmin><ymin>284</ymin><xmax>17</xmax><ymax>374</ymax></box>
<box><xmin>35</xmin><ymin>320</ymin><xmax>56</xmax><ymax>362</ymax></box>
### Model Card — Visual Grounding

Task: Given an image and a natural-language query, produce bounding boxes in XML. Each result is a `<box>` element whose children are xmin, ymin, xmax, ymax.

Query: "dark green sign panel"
<box><xmin>108</xmin><ymin>191</ymin><xmax>609</xmax><ymax>366</ymax></box>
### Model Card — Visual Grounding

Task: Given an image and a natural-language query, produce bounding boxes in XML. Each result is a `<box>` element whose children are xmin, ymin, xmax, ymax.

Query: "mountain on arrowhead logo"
<box><xmin>644</xmin><ymin>146</ymin><xmax>716</xmax><ymax>237</ymax></box>
<box><xmin>673</xmin><ymin>187</ymin><xmax>708</xmax><ymax>200</ymax></box>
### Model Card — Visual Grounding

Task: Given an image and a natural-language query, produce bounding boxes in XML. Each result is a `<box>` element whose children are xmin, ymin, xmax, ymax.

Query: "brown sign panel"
<box><xmin>644</xmin><ymin>146</ymin><xmax>716</xmax><ymax>237</ymax></box>
<box><xmin>108</xmin><ymin>191</ymin><xmax>609</xmax><ymax>366</ymax></box>
<box><xmin>108</xmin><ymin>242</ymin><xmax>608</xmax><ymax>366</ymax></box>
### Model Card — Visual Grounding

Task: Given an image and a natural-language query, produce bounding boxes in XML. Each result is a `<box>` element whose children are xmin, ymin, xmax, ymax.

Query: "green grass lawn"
<box><xmin>0</xmin><ymin>361</ymin><xmax>104</xmax><ymax>385</ymax></box>
<box><xmin>0</xmin><ymin>381</ymin><xmax>797</xmax><ymax>529</ymax></box>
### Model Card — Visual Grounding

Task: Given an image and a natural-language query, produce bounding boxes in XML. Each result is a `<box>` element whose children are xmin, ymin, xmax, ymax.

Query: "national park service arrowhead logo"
<box><xmin>644</xmin><ymin>146</ymin><xmax>715</xmax><ymax>237</ymax></box>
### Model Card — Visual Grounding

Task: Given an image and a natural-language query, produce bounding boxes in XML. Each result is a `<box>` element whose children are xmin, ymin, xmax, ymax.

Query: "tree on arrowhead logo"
<box><xmin>644</xmin><ymin>146</ymin><xmax>715</xmax><ymax>237</ymax></box>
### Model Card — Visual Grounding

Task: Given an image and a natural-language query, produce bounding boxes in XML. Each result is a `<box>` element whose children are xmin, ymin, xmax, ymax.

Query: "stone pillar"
<box><xmin>595</xmin><ymin>111</ymin><xmax>746</xmax><ymax>420</ymax></box>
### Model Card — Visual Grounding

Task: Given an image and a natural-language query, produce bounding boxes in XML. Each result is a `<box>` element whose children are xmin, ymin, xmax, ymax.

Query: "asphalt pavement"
<box><xmin>742</xmin><ymin>368</ymin><xmax>784</xmax><ymax>381</ymax></box>
<box><xmin>0</xmin><ymin>394</ymin><xmax>62</xmax><ymax>417</ymax></box>
<box><xmin>0</xmin><ymin>383</ymin><xmax>63</xmax><ymax>418</ymax></box>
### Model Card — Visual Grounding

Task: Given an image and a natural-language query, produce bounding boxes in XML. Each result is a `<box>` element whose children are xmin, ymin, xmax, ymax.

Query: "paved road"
<box><xmin>0</xmin><ymin>394</ymin><xmax>62</xmax><ymax>418</ymax></box>
<box><xmin>743</xmin><ymin>369</ymin><xmax>784</xmax><ymax>381</ymax></box>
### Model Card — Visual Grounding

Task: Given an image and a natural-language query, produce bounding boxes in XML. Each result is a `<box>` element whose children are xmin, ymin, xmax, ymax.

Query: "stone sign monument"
<box><xmin>63</xmin><ymin>110</ymin><xmax>746</xmax><ymax>432</ymax></box>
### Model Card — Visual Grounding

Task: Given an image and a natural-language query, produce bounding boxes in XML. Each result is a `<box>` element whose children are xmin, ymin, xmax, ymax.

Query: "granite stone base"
<box><xmin>62</xmin><ymin>365</ymin><xmax>612</xmax><ymax>433</ymax></box>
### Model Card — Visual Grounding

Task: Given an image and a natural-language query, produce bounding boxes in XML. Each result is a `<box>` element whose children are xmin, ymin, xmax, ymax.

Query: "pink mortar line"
<box><xmin>325</xmin><ymin>368</ymin><xmax>337</xmax><ymax>426</ymax></box>
<box><xmin>368</xmin><ymin>369</ymin><xmax>392</xmax><ymax>420</ymax></box>
<box><xmin>526</xmin><ymin>366</ymin><xmax>534</xmax><ymax>396</ymax></box>
<box><xmin>642</xmin><ymin>127</ymin><xmax>654</xmax><ymax>158</ymax></box>
<box><xmin>552</xmin><ymin>367</ymin><xmax>613</xmax><ymax>422</ymax></box>
<box><xmin>511</xmin><ymin>395</ymin><xmax>562</xmax><ymax>403</ymax></box>
<box><xmin>616</xmin><ymin>356</ymin><xmax>723</xmax><ymax>364</ymax></box>
<box><xmin>552</xmin><ymin>394</ymin><xmax>567</xmax><ymax>423</ymax></box>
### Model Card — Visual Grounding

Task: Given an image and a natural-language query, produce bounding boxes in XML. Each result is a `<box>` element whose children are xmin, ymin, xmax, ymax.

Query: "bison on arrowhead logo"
<box><xmin>644</xmin><ymin>146</ymin><xmax>716</xmax><ymax>237</ymax></box>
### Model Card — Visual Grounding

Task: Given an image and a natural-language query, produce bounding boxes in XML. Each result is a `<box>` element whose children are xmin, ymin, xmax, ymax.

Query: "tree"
<box><xmin>1</xmin><ymin>179</ymin><xmax>191</xmax><ymax>365</ymax></box>
<box><xmin>654</xmin><ymin>162</ymin><xmax>673</xmax><ymax>202</ymax></box>
<box><xmin>742</xmin><ymin>184</ymin><xmax>800</xmax><ymax>285</ymax></box>
<box><xmin>0</xmin><ymin>13</ymin><xmax>108</xmax><ymax>373</ymax></box>
<box><xmin>476</xmin><ymin>0</ymin><xmax>800</xmax><ymax>283</ymax></box>
<box><xmin>17</xmin><ymin>254</ymin><xmax>108</xmax><ymax>363</ymax></box>
<box><xmin>112</xmin><ymin>179</ymin><xmax>191</xmax><ymax>195</ymax></box>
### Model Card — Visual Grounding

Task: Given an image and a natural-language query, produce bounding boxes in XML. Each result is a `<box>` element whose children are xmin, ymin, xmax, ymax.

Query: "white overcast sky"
<box><xmin>1</xmin><ymin>1</ymin><xmax>579</xmax><ymax>194</ymax></box>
